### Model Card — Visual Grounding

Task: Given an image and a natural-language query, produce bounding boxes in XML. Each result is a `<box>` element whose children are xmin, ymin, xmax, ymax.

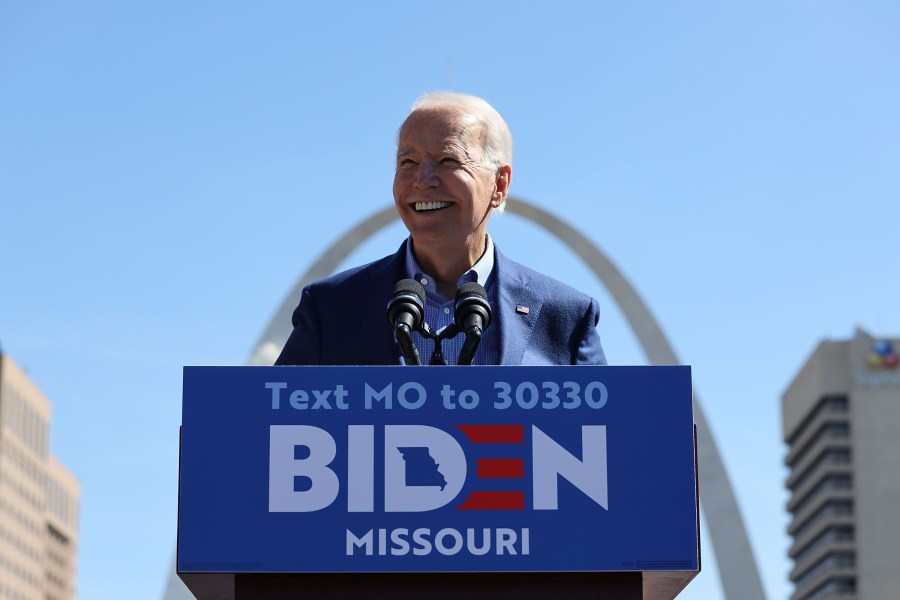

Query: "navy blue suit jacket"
<box><xmin>275</xmin><ymin>241</ymin><xmax>607</xmax><ymax>366</ymax></box>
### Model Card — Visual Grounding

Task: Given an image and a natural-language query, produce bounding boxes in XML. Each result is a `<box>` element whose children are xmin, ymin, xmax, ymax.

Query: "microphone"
<box><xmin>386</xmin><ymin>279</ymin><xmax>426</xmax><ymax>365</ymax></box>
<box><xmin>454</xmin><ymin>282</ymin><xmax>492</xmax><ymax>365</ymax></box>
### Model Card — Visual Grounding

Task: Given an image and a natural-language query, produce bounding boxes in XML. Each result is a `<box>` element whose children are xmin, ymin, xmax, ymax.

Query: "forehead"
<box><xmin>397</xmin><ymin>108</ymin><xmax>483</xmax><ymax>155</ymax></box>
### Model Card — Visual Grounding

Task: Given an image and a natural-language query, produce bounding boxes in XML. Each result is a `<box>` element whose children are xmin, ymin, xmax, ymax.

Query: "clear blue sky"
<box><xmin>2</xmin><ymin>2</ymin><xmax>898</xmax><ymax>598</ymax></box>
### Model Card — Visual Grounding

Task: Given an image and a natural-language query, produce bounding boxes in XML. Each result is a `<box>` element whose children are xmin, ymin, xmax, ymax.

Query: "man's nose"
<box><xmin>414</xmin><ymin>160</ymin><xmax>439</xmax><ymax>188</ymax></box>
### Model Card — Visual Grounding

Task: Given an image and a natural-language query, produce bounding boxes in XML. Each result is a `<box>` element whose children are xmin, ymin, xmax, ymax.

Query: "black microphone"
<box><xmin>386</xmin><ymin>279</ymin><xmax>426</xmax><ymax>365</ymax></box>
<box><xmin>454</xmin><ymin>282</ymin><xmax>492</xmax><ymax>365</ymax></box>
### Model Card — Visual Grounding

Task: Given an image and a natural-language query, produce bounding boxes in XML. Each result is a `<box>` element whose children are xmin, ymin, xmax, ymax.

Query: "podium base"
<box><xmin>235</xmin><ymin>572</ymin><xmax>642</xmax><ymax>599</ymax></box>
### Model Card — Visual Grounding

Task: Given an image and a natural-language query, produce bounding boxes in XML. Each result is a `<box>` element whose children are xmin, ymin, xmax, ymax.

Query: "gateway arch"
<box><xmin>165</xmin><ymin>198</ymin><xmax>766</xmax><ymax>600</ymax></box>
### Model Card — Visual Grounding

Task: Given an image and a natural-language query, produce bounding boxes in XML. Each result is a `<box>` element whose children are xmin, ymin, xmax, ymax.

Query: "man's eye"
<box><xmin>399</xmin><ymin>159</ymin><xmax>417</xmax><ymax>167</ymax></box>
<box><xmin>440</xmin><ymin>157</ymin><xmax>461</xmax><ymax>166</ymax></box>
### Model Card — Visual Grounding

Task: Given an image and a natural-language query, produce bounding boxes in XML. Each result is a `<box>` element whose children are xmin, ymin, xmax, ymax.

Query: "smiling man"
<box><xmin>276</xmin><ymin>92</ymin><xmax>607</xmax><ymax>366</ymax></box>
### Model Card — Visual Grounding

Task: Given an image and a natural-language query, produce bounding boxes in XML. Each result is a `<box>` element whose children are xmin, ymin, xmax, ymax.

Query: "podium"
<box><xmin>178</xmin><ymin>366</ymin><xmax>699</xmax><ymax>599</ymax></box>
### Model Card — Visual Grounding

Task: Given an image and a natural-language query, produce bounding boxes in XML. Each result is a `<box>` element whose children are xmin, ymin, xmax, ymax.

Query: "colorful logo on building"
<box><xmin>867</xmin><ymin>340</ymin><xmax>899</xmax><ymax>370</ymax></box>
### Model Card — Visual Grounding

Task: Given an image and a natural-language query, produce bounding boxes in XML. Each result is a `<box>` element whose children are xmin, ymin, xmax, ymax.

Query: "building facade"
<box><xmin>782</xmin><ymin>329</ymin><xmax>900</xmax><ymax>600</ymax></box>
<box><xmin>0</xmin><ymin>352</ymin><xmax>80</xmax><ymax>600</ymax></box>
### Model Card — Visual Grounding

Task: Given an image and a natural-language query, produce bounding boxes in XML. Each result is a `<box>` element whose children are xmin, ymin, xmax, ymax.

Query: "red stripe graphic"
<box><xmin>457</xmin><ymin>491</ymin><xmax>525</xmax><ymax>510</ymax></box>
<box><xmin>477</xmin><ymin>458</ymin><xmax>524</xmax><ymax>479</ymax></box>
<box><xmin>456</xmin><ymin>424</ymin><xmax>523</xmax><ymax>444</ymax></box>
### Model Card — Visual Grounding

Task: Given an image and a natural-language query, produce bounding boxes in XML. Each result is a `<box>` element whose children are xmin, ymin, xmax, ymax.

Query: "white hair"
<box><xmin>404</xmin><ymin>91</ymin><xmax>513</xmax><ymax>213</ymax></box>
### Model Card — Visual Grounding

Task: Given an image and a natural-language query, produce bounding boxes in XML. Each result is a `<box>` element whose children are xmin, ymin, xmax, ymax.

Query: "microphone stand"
<box><xmin>419</xmin><ymin>322</ymin><xmax>461</xmax><ymax>366</ymax></box>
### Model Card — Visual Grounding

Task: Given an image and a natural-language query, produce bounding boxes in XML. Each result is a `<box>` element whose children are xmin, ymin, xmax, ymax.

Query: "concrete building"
<box><xmin>0</xmin><ymin>352</ymin><xmax>80</xmax><ymax>600</ymax></box>
<box><xmin>782</xmin><ymin>328</ymin><xmax>900</xmax><ymax>600</ymax></box>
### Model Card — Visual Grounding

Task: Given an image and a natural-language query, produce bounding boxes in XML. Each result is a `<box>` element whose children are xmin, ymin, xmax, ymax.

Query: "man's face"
<box><xmin>393</xmin><ymin>107</ymin><xmax>505</xmax><ymax>257</ymax></box>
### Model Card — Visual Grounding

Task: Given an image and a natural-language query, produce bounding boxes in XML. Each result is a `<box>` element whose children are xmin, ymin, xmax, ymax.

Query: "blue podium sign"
<box><xmin>178</xmin><ymin>365</ymin><xmax>697</xmax><ymax>584</ymax></box>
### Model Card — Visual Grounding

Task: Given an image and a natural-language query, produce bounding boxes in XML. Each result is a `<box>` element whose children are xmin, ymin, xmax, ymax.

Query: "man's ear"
<box><xmin>491</xmin><ymin>164</ymin><xmax>512</xmax><ymax>207</ymax></box>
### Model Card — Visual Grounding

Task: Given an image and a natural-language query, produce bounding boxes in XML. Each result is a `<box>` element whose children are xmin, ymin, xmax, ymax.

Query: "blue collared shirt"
<box><xmin>404</xmin><ymin>235</ymin><xmax>500</xmax><ymax>365</ymax></box>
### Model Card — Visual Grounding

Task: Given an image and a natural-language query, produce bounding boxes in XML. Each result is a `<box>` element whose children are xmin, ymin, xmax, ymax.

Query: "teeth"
<box><xmin>415</xmin><ymin>201</ymin><xmax>451</xmax><ymax>212</ymax></box>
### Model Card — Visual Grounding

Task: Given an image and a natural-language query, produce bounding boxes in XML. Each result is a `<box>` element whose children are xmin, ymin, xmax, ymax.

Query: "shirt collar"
<box><xmin>404</xmin><ymin>234</ymin><xmax>495</xmax><ymax>289</ymax></box>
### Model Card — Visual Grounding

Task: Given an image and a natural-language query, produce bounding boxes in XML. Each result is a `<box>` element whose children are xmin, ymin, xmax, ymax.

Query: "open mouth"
<box><xmin>415</xmin><ymin>201</ymin><xmax>451</xmax><ymax>212</ymax></box>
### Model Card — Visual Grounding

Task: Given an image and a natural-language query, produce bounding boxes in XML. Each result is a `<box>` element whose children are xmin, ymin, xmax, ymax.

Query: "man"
<box><xmin>276</xmin><ymin>92</ymin><xmax>606</xmax><ymax>366</ymax></box>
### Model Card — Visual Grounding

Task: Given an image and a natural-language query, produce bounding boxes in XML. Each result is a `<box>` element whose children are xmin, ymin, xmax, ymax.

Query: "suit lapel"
<box><xmin>496</xmin><ymin>251</ymin><xmax>544</xmax><ymax>366</ymax></box>
<box><xmin>360</xmin><ymin>242</ymin><xmax>409</xmax><ymax>365</ymax></box>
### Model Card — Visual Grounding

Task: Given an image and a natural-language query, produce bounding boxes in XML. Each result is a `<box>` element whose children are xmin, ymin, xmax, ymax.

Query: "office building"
<box><xmin>0</xmin><ymin>352</ymin><xmax>80</xmax><ymax>600</ymax></box>
<box><xmin>782</xmin><ymin>328</ymin><xmax>900</xmax><ymax>599</ymax></box>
